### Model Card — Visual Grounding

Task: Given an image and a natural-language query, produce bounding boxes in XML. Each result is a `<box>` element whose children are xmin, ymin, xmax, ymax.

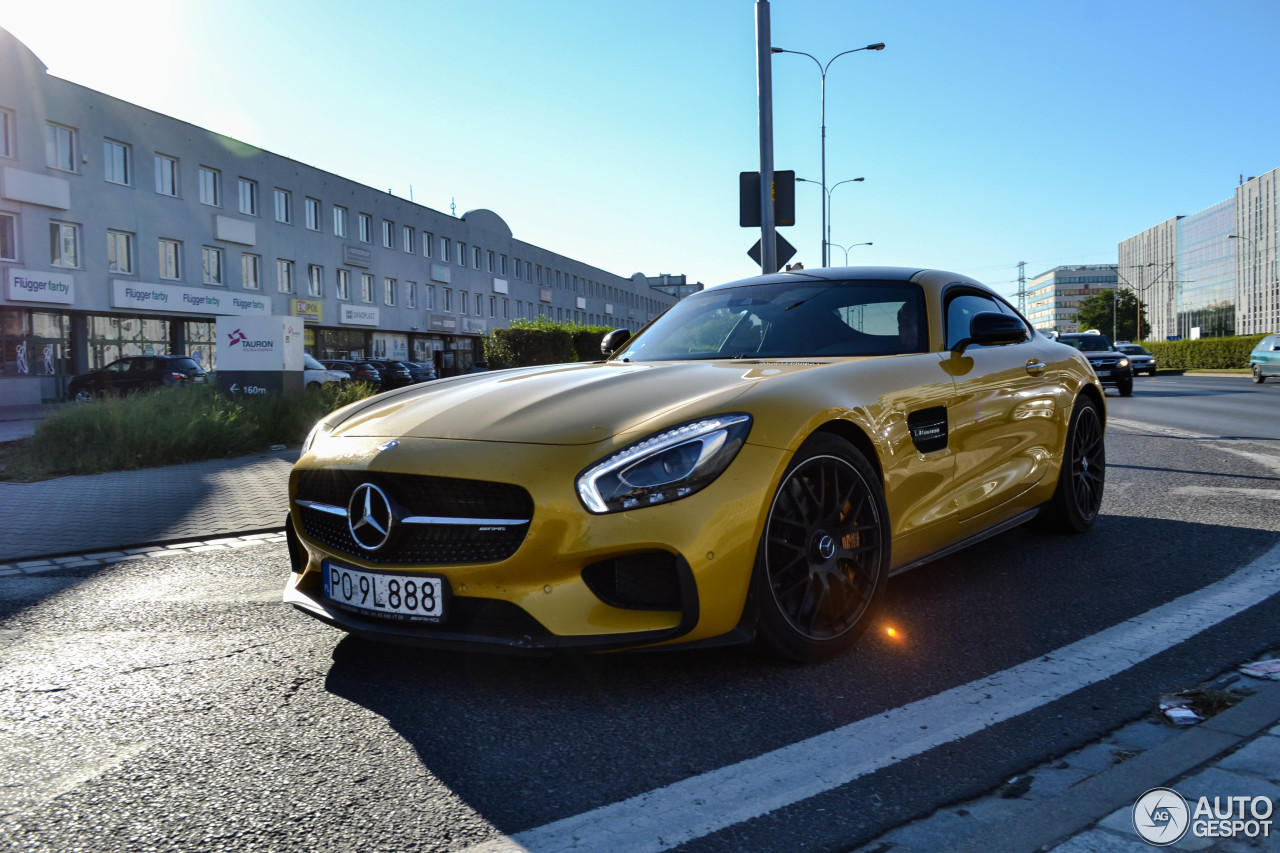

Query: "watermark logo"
<box><xmin>1133</xmin><ymin>788</ymin><xmax>1189</xmax><ymax>845</ymax></box>
<box><xmin>1133</xmin><ymin>787</ymin><xmax>1274</xmax><ymax>846</ymax></box>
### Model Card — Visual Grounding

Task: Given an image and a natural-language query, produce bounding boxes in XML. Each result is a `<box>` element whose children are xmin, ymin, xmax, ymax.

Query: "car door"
<box><xmin>98</xmin><ymin>359</ymin><xmax>130</xmax><ymax>396</ymax></box>
<box><xmin>939</xmin><ymin>288</ymin><xmax>1065</xmax><ymax>525</ymax></box>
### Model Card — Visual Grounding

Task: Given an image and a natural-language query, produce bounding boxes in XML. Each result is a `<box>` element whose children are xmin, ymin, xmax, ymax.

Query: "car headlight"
<box><xmin>576</xmin><ymin>414</ymin><xmax>752</xmax><ymax>514</ymax></box>
<box><xmin>302</xmin><ymin>419</ymin><xmax>332</xmax><ymax>453</ymax></box>
<box><xmin>1117</xmin><ymin>358</ymin><xmax>1130</xmax><ymax>368</ymax></box>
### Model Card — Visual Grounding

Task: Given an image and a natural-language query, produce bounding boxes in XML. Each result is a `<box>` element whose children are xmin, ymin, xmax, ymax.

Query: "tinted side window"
<box><xmin>944</xmin><ymin>292</ymin><xmax>1002</xmax><ymax>349</ymax></box>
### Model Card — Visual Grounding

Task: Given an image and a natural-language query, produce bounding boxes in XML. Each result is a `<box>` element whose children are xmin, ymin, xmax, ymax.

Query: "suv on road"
<box><xmin>68</xmin><ymin>354</ymin><xmax>208</xmax><ymax>402</ymax></box>
<box><xmin>1057</xmin><ymin>331</ymin><xmax>1133</xmax><ymax>396</ymax></box>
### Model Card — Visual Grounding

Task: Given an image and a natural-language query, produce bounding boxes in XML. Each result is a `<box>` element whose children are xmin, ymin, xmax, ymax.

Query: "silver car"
<box><xmin>1116</xmin><ymin>344</ymin><xmax>1157</xmax><ymax>376</ymax></box>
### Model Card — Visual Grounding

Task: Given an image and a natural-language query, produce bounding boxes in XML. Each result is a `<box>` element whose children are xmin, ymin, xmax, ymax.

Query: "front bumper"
<box><xmin>284</xmin><ymin>435</ymin><xmax>788</xmax><ymax>652</ymax></box>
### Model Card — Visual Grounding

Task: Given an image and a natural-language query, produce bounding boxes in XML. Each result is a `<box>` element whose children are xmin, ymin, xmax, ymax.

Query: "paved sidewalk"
<box><xmin>0</xmin><ymin>448</ymin><xmax>297</xmax><ymax>563</ymax></box>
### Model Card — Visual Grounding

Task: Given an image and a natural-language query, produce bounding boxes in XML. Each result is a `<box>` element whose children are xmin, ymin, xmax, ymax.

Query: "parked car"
<box><xmin>403</xmin><ymin>361</ymin><xmax>438</xmax><ymax>383</ymax></box>
<box><xmin>1056</xmin><ymin>331</ymin><xmax>1133</xmax><ymax>396</ymax></box>
<box><xmin>322</xmin><ymin>360</ymin><xmax>382</xmax><ymax>386</ymax></box>
<box><xmin>285</xmin><ymin>267</ymin><xmax>1106</xmax><ymax>661</ymax></box>
<box><xmin>304</xmin><ymin>353</ymin><xmax>349</xmax><ymax>390</ymax></box>
<box><xmin>364</xmin><ymin>359</ymin><xmax>414</xmax><ymax>390</ymax></box>
<box><xmin>1250</xmin><ymin>334</ymin><xmax>1280</xmax><ymax>383</ymax></box>
<box><xmin>68</xmin><ymin>354</ymin><xmax>207</xmax><ymax>402</ymax></box>
<box><xmin>1116</xmin><ymin>343</ymin><xmax>1157</xmax><ymax>376</ymax></box>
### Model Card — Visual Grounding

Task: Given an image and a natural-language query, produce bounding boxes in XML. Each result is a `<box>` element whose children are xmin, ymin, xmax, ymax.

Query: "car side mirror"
<box><xmin>951</xmin><ymin>312</ymin><xmax>1028</xmax><ymax>354</ymax></box>
<box><xmin>601</xmin><ymin>328</ymin><xmax>631</xmax><ymax>357</ymax></box>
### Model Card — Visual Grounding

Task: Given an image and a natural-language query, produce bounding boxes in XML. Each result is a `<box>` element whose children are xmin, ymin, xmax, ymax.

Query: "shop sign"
<box><xmin>431</xmin><ymin>264</ymin><xmax>451</xmax><ymax>284</ymax></box>
<box><xmin>540</xmin><ymin>288</ymin><xmax>553</xmax><ymax>303</ymax></box>
<box><xmin>215</xmin><ymin>315</ymin><xmax>304</xmax><ymax>372</ymax></box>
<box><xmin>340</xmin><ymin>304</ymin><xmax>380</xmax><ymax>326</ymax></box>
<box><xmin>292</xmin><ymin>298</ymin><xmax>323</xmax><ymax>322</ymax></box>
<box><xmin>110</xmin><ymin>279</ymin><xmax>270</xmax><ymax>316</ymax></box>
<box><xmin>6</xmin><ymin>269</ymin><xmax>75</xmax><ymax>305</ymax></box>
<box><xmin>429</xmin><ymin>315</ymin><xmax>457</xmax><ymax>333</ymax></box>
<box><xmin>304</xmin><ymin>329</ymin><xmax>315</xmax><ymax>347</ymax></box>
<box><xmin>372</xmin><ymin>333</ymin><xmax>409</xmax><ymax>360</ymax></box>
<box><xmin>463</xmin><ymin>318</ymin><xmax>486</xmax><ymax>335</ymax></box>
<box><xmin>492</xmin><ymin>278</ymin><xmax>508</xmax><ymax>294</ymax></box>
<box><xmin>343</xmin><ymin>245</ymin><xmax>372</xmax><ymax>268</ymax></box>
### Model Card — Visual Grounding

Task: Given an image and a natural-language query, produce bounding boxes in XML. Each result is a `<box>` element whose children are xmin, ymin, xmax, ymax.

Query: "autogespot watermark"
<box><xmin>1132</xmin><ymin>786</ymin><xmax>1274</xmax><ymax>846</ymax></box>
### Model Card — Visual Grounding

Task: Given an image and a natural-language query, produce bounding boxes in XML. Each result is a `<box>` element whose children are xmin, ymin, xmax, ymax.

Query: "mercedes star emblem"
<box><xmin>348</xmin><ymin>483</ymin><xmax>394</xmax><ymax>551</ymax></box>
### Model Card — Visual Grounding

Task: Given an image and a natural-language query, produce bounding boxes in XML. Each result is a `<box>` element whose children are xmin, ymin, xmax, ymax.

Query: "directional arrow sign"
<box><xmin>748</xmin><ymin>232</ymin><xmax>797</xmax><ymax>273</ymax></box>
<box><xmin>230</xmin><ymin>383</ymin><xmax>239</xmax><ymax>392</ymax></box>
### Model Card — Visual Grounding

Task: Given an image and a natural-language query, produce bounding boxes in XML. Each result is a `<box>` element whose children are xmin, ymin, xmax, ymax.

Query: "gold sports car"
<box><xmin>284</xmin><ymin>267</ymin><xmax>1105</xmax><ymax>661</ymax></box>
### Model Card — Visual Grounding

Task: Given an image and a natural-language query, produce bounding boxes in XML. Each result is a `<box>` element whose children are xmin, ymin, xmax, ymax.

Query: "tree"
<box><xmin>1075</xmin><ymin>289</ymin><xmax>1150</xmax><ymax>341</ymax></box>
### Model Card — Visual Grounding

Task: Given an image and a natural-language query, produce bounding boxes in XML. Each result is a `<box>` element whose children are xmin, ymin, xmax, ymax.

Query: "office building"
<box><xmin>1023</xmin><ymin>265</ymin><xmax>1118</xmax><ymax>334</ymax></box>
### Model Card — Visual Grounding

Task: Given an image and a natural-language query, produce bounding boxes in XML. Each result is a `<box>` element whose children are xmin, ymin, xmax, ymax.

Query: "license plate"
<box><xmin>323</xmin><ymin>562</ymin><xmax>446</xmax><ymax>622</ymax></box>
<box><xmin>1096</xmin><ymin>370</ymin><xmax>1111</xmax><ymax>378</ymax></box>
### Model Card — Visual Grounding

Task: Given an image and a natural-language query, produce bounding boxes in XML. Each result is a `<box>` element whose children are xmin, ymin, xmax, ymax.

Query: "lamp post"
<box><xmin>829</xmin><ymin>241</ymin><xmax>873</xmax><ymax>265</ymax></box>
<box><xmin>772</xmin><ymin>42</ymin><xmax>885</xmax><ymax>267</ymax></box>
<box><xmin>797</xmin><ymin>176</ymin><xmax>865</xmax><ymax>262</ymax></box>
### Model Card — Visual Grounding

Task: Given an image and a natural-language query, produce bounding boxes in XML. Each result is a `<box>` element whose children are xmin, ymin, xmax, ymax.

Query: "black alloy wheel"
<box><xmin>755</xmin><ymin>434</ymin><xmax>889</xmax><ymax>662</ymax></box>
<box><xmin>1036</xmin><ymin>396</ymin><xmax>1105</xmax><ymax>533</ymax></box>
<box><xmin>1117</xmin><ymin>376</ymin><xmax>1133</xmax><ymax>397</ymax></box>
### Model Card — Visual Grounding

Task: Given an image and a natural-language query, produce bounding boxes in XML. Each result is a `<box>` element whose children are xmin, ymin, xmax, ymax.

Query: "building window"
<box><xmin>488</xmin><ymin>250</ymin><xmax>495</xmax><ymax>273</ymax></box>
<box><xmin>384</xmin><ymin>277</ymin><xmax>396</xmax><ymax>306</ymax></box>
<box><xmin>475</xmin><ymin>293</ymin><xmax>482</xmax><ymax>316</ymax></box>
<box><xmin>242</xmin><ymin>254</ymin><xmax>261</xmax><ymax>290</ymax></box>
<box><xmin>402</xmin><ymin>225</ymin><xmax>413</xmax><ymax>253</ymax></box>
<box><xmin>199</xmin><ymin>166</ymin><xmax>220</xmax><ymax>206</ymax></box>
<box><xmin>103</xmin><ymin>140</ymin><xmax>131</xmax><ymax>185</ymax></box>
<box><xmin>277</xmin><ymin>259</ymin><xmax>294</xmax><ymax>293</ymax></box>
<box><xmin>425</xmin><ymin>284</ymin><xmax>434</xmax><ymax>310</ymax></box>
<box><xmin>423</xmin><ymin>232</ymin><xmax>433</xmax><ymax>258</ymax></box>
<box><xmin>474</xmin><ymin>246</ymin><xmax>481</xmax><ymax>269</ymax></box>
<box><xmin>406</xmin><ymin>280</ymin><xmax>417</xmax><ymax>308</ymax></box>
<box><xmin>154</xmin><ymin>154</ymin><xmax>179</xmax><ymax>196</ymax></box>
<box><xmin>457</xmin><ymin>242</ymin><xmax>466</xmax><ymax>265</ymax></box>
<box><xmin>333</xmin><ymin>205</ymin><xmax>348</xmax><ymax>237</ymax></box>
<box><xmin>107</xmin><ymin>230</ymin><xmax>133</xmax><ymax>273</ymax></box>
<box><xmin>359</xmin><ymin>213</ymin><xmax>372</xmax><ymax>243</ymax></box>
<box><xmin>502</xmin><ymin>298</ymin><xmax>508</xmax><ymax>319</ymax></box>
<box><xmin>382</xmin><ymin>220</ymin><xmax>394</xmax><ymax>249</ymax></box>
<box><xmin>239</xmin><ymin>178</ymin><xmax>258</xmax><ymax>215</ymax></box>
<box><xmin>202</xmin><ymin>246</ymin><xmax>224</xmax><ymax>285</ymax></box>
<box><xmin>459</xmin><ymin>291</ymin><xmax>467</xmax><ymax>313</ymax></box>
<box><xmin>361</xmin><ymin>273</ymin><xmax>374</xmax><ymax>303</ymax></box>
<box><xmin>45</xmin><ymin>123</ymin><xmax>77</xmax><ymax>172</ymax></box>
<box><xmin>489</xmin><ymin>295</ymin><xmax>496</xmax><ymax>318</ymax></box>
<box><xmin>274</xmin><ymin>189</ymin><xmax>292</xmax><ymax>223</ymax></box>
<box><xmin>158</xmin><ymin>238</ymin><xmax>181</xmax><ymax>279</ymax></box>
<box><xmin>336</xmin><ymin>268</ymin><xmax>350</xmax><ymax>300</ymax></box>
<box><xmin>443</xmin><ymin>288</ymin><xmax>452</xmax><ymax>312</ymax></box>
<box><xmin>48</xmin><ymin>222</ymin><xmax>80</xmax><ymax>267</ymax></box>
<box><xmin>0</xmin><ymin>108</ymin><xmax>13</xmax><ymax>158</ymax></box>
<box><xmin>513</xmin><ymin>257</ymin><xmax>521</xmax><ymax>279</ymax></box>
<box><xmin>0</xmin><ymin>212</ymin><xmax>18</xmax><ymax>261</ymax></box>
<box><xmin>440</xmin><ymin>236</ymin><xmax>450</xmax><ymax>259</ymax></box>
<box><xmin>305</xmin><ymin>197</ymin><xmax>320</xmax><ymax>231</ymax></box>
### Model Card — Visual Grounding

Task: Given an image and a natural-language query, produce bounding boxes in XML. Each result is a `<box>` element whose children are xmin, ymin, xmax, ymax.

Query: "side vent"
<box><xmin>907</xmin><ymin>406</ymin><xmax>949</xmax><ymax>453</ymax></box>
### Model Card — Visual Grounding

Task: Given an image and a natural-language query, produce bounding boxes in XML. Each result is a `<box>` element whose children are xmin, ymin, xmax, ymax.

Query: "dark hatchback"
<box><xmin>364</xmin><ymin>359</ymin><xmax>415</xmax><ymax>390</ymax></box>
<box><xmin>68</xmin><ymin>354</ymin><xmax>207</xmax><ymax>402</ymax></box>
<box><xmin>1057</xmin><ymin>332</ymin><xmax>1133</xmax><ymax>396</ymax></box>
<box><xmin>321</xmin><ymin>360</ymin><xmax>382</xmax><ymax>386</ymax></box>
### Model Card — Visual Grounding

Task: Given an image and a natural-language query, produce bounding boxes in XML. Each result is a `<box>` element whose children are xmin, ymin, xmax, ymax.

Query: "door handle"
<box><xmin>1025</xmin><ymin>360</ymin><xmax>1046</xmax><ymax>376</ymax></box>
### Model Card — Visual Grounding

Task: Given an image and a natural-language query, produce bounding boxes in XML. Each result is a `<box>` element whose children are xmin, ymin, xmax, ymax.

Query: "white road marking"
<box><xmin>1173</xmin><ymin>486</ymin><xmax>1280</xmax><ymax>500</ymax></box>
<box><xmin>465</xmin><ymin>539</ymin><xmax>1280</xmax><ymax>853</ymax></box>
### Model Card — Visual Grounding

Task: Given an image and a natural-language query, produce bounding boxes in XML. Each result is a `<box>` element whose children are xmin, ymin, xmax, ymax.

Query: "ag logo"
<box><xmin>1133</xmin><ymin>787</ymin><xmax>1189</xmax><ymax>846</ymax></box>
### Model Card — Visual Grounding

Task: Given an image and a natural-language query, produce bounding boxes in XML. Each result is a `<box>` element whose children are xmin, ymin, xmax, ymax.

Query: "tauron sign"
<box><xmin>227</xmin><ymin>328</ymin><xmax>275</xmax><ymax>351</ymax></box>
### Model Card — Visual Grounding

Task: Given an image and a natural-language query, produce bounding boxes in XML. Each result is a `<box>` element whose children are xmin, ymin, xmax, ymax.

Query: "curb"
<box><xmin>937</xmin><ymin>678</ymin><xmax>1280</xmax><ymax>853</ymax></box>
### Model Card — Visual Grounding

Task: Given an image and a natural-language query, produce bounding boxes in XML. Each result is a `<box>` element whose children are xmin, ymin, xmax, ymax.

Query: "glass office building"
<box><xmin>1175</xmin><ymin>200</ymin><xmax>1236</xmax><ymax>339</ymax></box>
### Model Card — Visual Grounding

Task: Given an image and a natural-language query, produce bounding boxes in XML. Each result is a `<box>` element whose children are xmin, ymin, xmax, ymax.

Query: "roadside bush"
<box><xmin>1144</xmin><ymin>335</ymin><xmax>1266</xmax><ymax>370</ymax></box>
<box><xmin>0</xmin><ymin>382</ymin><xmax>376</xmax><ymax>481</ymax></box>
<box><xmin>484</xmin><ymin>317</ymin><xmax>615</xmax><ymax>369</ymax></box>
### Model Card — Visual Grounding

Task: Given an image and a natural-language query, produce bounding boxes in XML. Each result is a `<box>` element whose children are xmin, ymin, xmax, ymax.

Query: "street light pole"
<box><xmin>796</xmin><ymin>176</ymin><xmax>864</xmax><ymax>261</ymax></box>
<box><xmin>772</xmin><ymin>42</ymin><xmax>884</xmax><ymax>267</ymax></box>
<box><xmin>829</xmin><ymin>241</ymin><xmax>872</xmax><ymax>265</ymax></box>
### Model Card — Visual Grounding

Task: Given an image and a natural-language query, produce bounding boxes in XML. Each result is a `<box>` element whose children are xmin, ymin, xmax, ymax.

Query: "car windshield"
<box><xmin>303</xmin><ymin>354</ymin><xmax>324</xmax><ymax>370</ymax></box>
<box><xmin>1117</xmin><ymin>345</ymin><xmax>1148</xmax><ymax>355</ymax></box>
<box><xmin>613</xmin><ymin>278</ymin><xmax>927</xmax><ymax>361</ymax></box>
<box><xmin>1061</xmin><ymin>335</ymin><xmax>1115</xmax><ymax>353</ymax></box>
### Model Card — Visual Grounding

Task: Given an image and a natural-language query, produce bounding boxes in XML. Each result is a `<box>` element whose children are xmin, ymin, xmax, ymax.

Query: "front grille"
<box><xmin>295</xmin><ymin>469</ymin><xmax>533</xmax><ymax>565</ymax></box>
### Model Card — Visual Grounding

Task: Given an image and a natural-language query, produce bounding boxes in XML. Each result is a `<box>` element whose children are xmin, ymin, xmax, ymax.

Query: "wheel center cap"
<box><xmin>815</xmin><ymin>534</ymin><xmax>837</xmax><ymax>561</ymax></box>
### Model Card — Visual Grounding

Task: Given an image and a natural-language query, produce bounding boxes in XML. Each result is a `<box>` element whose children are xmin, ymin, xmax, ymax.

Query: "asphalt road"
<box><xmin>1</xmin><ymin>374</ymin><xmax>1278</xmax><ymax>852</ymax></box>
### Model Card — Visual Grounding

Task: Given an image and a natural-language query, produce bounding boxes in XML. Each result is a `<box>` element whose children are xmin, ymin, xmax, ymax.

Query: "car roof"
<box><xmin>709</xmin><ymin>265</ymin><xmax>988</xmax><ymax>295</ymax></box>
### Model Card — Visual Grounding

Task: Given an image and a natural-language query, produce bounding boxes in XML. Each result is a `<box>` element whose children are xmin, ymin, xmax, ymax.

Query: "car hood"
<box><xmin>325</xmin><ymin>360</ymin><xmax>825</xmax><ymax>446</ymax></box>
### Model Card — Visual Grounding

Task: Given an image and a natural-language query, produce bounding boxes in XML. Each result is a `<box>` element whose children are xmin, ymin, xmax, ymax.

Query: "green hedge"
<box><xmin>1143</xmin><ymin>335</ymin><xmax>1266</xmax><ymax>370</ymax></box>
<box><xmin>483</xmin><ymin>317</ymin><xmax>616</xmax><ymax>369</ymax></box>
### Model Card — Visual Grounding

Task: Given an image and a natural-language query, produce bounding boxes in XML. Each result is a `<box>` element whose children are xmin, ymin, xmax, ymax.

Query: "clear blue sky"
<box><xmin>6</xmin><ymin>0</ymin><xmax>1279</xmax><ymax>297</ymax></box>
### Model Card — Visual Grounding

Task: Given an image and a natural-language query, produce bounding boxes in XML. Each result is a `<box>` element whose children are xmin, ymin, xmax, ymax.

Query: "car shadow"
<box><xmin>320</xmin><ymin>515</ymin><xmax>1280</xmax><ymax>837</ymax></box>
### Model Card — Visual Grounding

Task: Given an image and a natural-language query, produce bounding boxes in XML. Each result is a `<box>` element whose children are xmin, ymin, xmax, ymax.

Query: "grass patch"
<box><xmin>0</xmin><ymin>382</ymin><xmax>376</xmax><ymax>482</ymax></box>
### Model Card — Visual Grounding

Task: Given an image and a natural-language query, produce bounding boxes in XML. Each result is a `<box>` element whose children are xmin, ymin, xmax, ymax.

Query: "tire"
<box><xmin>72</xmin><ymin>387</ymin><xmax>94</xmax><ymax>404</ymax></box>
<box><xmin>1117</xmin><ymin>377</ymin><xmax>1133</xmax><ymax>397</ymax></box>
<box><xmin>754</xmin><ymin>433</ymin><xmax>889</xmax><ymax>662</ymax></box>
<box><xmin>1148</xmin><ymin>368</ymin><xmax>1158</xmax><ymax>377</ymax></box>
<box><xmin>1036</xmin><ymin>395</ymin><xmax>1105</xmax><ymax>533</ymax></box>
<box><xmin>1252</xmin><ymin>364</ymin><xmax>1265</xmax><ymax>384</ymax></box>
